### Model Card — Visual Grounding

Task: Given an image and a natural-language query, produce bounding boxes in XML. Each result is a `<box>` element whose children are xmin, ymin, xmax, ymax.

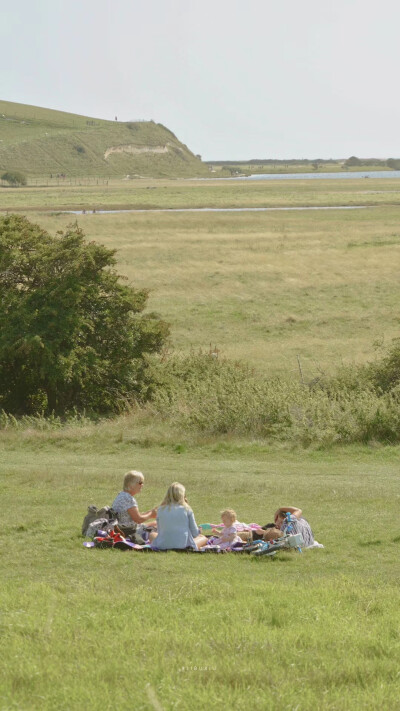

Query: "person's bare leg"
<box><xmin>195</xmin><ymin>534</ymin><xmax>208</xmax><ymax>549</ymax></box>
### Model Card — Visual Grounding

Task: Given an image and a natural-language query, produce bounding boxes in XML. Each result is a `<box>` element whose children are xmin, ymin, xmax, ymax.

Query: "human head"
<box><xmin>275</xmin><ymin>511</ymin><xmax>286</xmax><ymax>528</ymax></box>
<box><xmin>263</xmin><ymin>527</ymin><xmax>284</xmax><ymax>542</ymax></box>
<box><xmin>161</xmin><ymin>482</ymin><xmax>190</xmax><ymax>509</ymax></box>
<box><xmin>221</xmin><ymin>509</ymin><xmax>237</xmax><ymax>526</ymax></box>
<box><xmin>123</xmin><ymin>470</ymin><xmax>144</xmax><ymax>492</ymax></box>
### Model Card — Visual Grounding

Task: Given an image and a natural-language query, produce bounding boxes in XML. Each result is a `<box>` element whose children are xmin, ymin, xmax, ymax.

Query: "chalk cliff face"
<box><xmin>0</xmin><ymin>100</ymin><xmax>207</xmax><ymax>178</ymax></box>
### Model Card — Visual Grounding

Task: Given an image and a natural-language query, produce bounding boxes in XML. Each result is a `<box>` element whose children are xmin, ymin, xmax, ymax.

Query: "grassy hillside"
<box><xmin>0</xmin><ymin>100</ymin><xmax>208</xmax><ymax>178</ymax></box>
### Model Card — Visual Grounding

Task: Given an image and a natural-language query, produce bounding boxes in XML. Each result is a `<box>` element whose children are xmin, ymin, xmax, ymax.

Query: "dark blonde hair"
<box><xmin>160</xmin><ymin>482</ymin><xmax>191</xmax><ymax>510</ymax></box>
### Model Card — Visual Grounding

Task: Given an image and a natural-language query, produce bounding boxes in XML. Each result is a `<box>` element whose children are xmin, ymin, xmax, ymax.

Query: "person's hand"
<box><xmin>274</xmin><ymin>509</ymin><xmax>281</xmax><ymax>524</ymax></box>
<box><xmin>150</xmin><ymin>507</ymin><xmax>158</xmax><ymax>518</ymax></box>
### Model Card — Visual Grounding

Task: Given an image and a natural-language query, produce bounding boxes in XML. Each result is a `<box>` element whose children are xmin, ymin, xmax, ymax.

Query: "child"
<box><xmin>210</xmin><ymin>509</ymin><xmax>243</xmax><ymax>550</ymax></box>
<box><xmin>262</xmin><ymin>526</ymin><xmax>284</xmax><ymax>542</ymax></box>
<box><xmin>274</xmin><ymin>506</ymin><xmax>315</xmax><ymax>548</ymax></box>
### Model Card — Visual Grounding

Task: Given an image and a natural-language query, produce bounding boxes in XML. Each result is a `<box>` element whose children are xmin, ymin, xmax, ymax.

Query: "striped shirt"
<box><xmin>281</xmin><ymin>517</ymin><xmax>314</xmax><ymax>548</ymax></box>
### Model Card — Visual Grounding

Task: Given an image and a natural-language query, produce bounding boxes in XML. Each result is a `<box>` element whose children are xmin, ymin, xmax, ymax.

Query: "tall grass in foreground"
<box><xmin>142</xmin><ymin>352</ymin><xmax>400</xmax><ymax>447</ymax></box>
<box><xmin>2</xmin><ymin>350</ymin><xmax>400</xmax><ymax>447</ymax></box>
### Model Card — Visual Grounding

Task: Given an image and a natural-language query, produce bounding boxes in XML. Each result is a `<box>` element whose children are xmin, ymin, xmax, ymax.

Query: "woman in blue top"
<box><xmin>151</xmin><ymin>482</ymin><xmax>207</xmax><ymax>550</ymax></box>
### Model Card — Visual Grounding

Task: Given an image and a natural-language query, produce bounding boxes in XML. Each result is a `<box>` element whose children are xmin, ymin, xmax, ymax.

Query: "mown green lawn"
<box><xmin>1</xmin><ymin>426</ymin><xmax>400</xmax><ymax>710</ymax></box>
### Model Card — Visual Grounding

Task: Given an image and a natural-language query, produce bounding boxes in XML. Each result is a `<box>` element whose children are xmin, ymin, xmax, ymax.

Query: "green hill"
<box><xmin>0</xmin><ymin>100</ymin><xmax>207</xmax><ymax>178</ymax></box>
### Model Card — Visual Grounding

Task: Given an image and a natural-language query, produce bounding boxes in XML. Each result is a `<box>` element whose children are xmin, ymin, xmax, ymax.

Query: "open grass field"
<box><xmin>1</xmin><ymin>425</ymin><xmax>400</xmax><ymax>710</ymax></box>
<box><xmin>3</xmin><ymin>176</ymin><xmax>400</xmax><ymax>379</ymax></box>
<box><xmin>2</xmin><ymin>176</ymin><xmax>400</xmax><ymax>211</ymax></box>
<box><xmin>2</xmin><ymin>175</ymin><xmax>400</xmax><ymax>709</ymax></box>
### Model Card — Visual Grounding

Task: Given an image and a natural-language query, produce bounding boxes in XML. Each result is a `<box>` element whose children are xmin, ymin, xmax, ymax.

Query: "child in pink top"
<box><xmin>210</xmin><ymin>509</ymin><xmax>243</xmax><ymax>550</ymax></box>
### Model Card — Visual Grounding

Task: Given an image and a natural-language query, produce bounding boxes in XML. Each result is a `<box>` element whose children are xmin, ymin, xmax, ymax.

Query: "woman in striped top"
<box><xmin>274</xmin><ymin>506</ymin><xmax>315</xmax><ymax>548</ymax></box>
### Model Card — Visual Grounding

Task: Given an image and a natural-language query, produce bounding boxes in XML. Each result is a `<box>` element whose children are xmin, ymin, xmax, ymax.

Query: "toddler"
<box><xmin>210</xmin><ymin>509</ymin><xmax>243</xmax><ymax>550</ymax></box>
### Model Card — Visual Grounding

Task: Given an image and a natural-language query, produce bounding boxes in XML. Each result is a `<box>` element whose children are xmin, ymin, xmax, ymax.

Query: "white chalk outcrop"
<box><xmin>104</xmin><ymin>142</ymin><xmax>184</xmax><ymax>160</ymax></box>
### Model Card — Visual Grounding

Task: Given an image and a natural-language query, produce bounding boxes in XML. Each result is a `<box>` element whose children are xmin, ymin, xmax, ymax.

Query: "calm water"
<box><xmin>215</xmin><ymin>170</ymin><xmax>400</xmax><ymax>181</ymax></box>
<box><xmin>66</xmin><ymin>206</ymin><xmax>374</xmax><ymax>215</ymax></box>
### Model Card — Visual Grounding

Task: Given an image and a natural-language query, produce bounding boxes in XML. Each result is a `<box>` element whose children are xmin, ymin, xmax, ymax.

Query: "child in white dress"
<box><xmin>210</xmin><ymin>509</ymin><xmax>243</xmax><ymax>550</ymax></box>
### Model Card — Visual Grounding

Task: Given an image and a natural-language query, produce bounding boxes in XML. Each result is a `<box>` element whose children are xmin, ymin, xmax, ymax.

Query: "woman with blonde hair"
<box><xmin>112</xmin><ymin>470</ymin><xmax>157</xmax><ymax>529</ymax></box>
<box><xmin>151</xmin><ymin>482</ymin><xmax>207</xmax><ymax>551</ymax></box>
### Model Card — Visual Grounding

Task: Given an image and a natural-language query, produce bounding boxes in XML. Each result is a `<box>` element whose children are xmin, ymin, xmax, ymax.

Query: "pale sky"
<box><xmin>1</xmin><ymin>0</ymin><xmax>399</xmax><ymax>160</ymax></box>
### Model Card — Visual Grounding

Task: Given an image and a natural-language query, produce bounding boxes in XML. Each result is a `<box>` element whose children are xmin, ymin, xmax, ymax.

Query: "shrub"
<box><xmin>0</xmin><ymin>214</ymin><xmax>169</xmax><ymax>415</ymax></box>
<box><xmin>1</xmin><ymin>170</ymin><xmax>27</xmax><ymax>186</ymax></box>
<box><xmin>148</xmin><ymin>351</ymin><xmax>400</xmax><ymax>446</ymax></box>
<box><xmin>368</xmin><ymin>339</ymin><xmax>400</xmax><ymax>393</ymax></box>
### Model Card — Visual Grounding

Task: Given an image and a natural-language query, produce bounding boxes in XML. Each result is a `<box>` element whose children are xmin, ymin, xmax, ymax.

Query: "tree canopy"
<box><xmin>0</xmin><ymin>214</ymin><xmax>169</xmax><ymax>414</ymax></box>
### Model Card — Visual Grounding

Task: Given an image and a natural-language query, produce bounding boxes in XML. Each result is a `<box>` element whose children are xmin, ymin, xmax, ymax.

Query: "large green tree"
<box><xmin>0</xmin><ymin>214</ymin><xmax>169</xmax><ymax>414</ymax></box>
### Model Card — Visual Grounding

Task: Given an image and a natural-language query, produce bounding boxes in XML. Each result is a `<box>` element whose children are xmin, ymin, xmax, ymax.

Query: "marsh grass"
<box><xmin>3</xmin><ymin>176</ymin><xmax>400</xmax><ymax>211</ymax></box>
<box><xmin>24</xmin><ymin>198</ymin><xmax>400</xmax><ymax>377</ymax></box>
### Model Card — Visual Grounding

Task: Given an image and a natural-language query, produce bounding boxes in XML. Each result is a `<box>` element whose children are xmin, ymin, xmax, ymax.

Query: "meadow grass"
<box><xmin>2</xmin><ymin>176</ymin><xmax>400</xmax><ymax>211</ymax></box>
<box><xmin>24</xmin><ymin>198</ymin><xmax>400</xmax><ymax>378</ymax></box>
<box><xmin>1</xmin><ymin>425</ymin><xmax>400</xmax><ymax>710</ymax></box>
<box><xmin>2</xmin><ymin>177</ymin><xmax>400</xmax><ymax>708</ymax></box>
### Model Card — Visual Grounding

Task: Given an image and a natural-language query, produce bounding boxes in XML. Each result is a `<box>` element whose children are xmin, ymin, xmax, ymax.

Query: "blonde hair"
<box><xmin>160</xmin><ymin>482</ymin><xmax>191</xmax><ymax>510</ymax></box>
<box><xmin>123</xmin><ymin>470</ymin><xmax>144</xmax><ymax>491</ymax></box>
<box><xmin>221</xmin><ymin>508</ymin><xmax>237</xmax><ymax>524</ymax></box>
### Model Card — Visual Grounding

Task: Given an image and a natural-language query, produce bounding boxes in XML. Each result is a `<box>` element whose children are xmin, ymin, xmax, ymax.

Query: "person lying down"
<box><xmin>249</xmin><ymin>507</ymin><xmax>323</xmax><ymax>549</ymax></box>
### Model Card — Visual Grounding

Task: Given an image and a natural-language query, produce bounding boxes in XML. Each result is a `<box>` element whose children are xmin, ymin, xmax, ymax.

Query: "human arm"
<box><xmin>211</xmin><ymin>525</ymin><xmax>222</xmax><ymax>534</ymax></box>
<box><xmin>274</xmin><ymin>506</ymin><xmax>302</xmax><ymax>524</ymax></box>
<box><xmin>188</xmin><ymin>510</ymin><xmax>200</xmax><ymax>538</ymax></box>
<box><xmin>127</xmin><ymin>506</ymin><xmax>158</xmax><ymax>524</ymax></box>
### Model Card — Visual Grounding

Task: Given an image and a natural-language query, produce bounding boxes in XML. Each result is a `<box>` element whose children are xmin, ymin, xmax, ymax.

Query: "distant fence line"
<box><xmin>0</xmin><ymin>176</ymin><xmax>111</xmax><ymax>187</ymax></box>
<box><xmin>27</xmin><ymin>177</ymin><xmax>111</xmax><ymax>186</ymax></box>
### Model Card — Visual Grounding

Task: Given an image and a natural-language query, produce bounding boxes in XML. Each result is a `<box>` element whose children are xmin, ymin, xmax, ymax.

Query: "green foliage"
<box><xmin>345</xmin><ymin>156</ymin><xmax>362</xmax><ymax>167</ymax></box>
<box><xmin>1</xmin><ymin>170</ymin><xmax>27</xmax><ymax>186</ymax></box>
<box><xmin>0</xmin><ymin>214</ymin><xmax>169</xmax><ymax>414</ymax></box>
<box><xmin>368</xmin><ymin>339</ymin><xmax>400</xmax><ymax>393</ymax></box>
<box><xmin>145</xmin><ymin>351</ymin><xmax>400</xmax><ymax>446</ymax></box>
<box><xmin>345</xmin><ymin>156</ymin><xmax>384</xmax><ymax>168</ymax></box>
<box><xmin>386</xmin><ymin>158</ymin><xmax>400</xmax><ymax>170</ymax></box>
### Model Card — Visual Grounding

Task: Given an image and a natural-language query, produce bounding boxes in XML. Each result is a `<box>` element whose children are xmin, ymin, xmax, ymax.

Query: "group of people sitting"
<box><xmin>111</xmin><ymin>469</ymin><xmax>316</xmax><ymax>551</ymax></box>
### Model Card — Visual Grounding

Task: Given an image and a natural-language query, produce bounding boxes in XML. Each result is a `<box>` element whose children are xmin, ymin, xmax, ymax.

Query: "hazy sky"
<box><xmin>2</xmin><ymin>0</ymin><xmax>399</xmax><ymax>160</ymax></box>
